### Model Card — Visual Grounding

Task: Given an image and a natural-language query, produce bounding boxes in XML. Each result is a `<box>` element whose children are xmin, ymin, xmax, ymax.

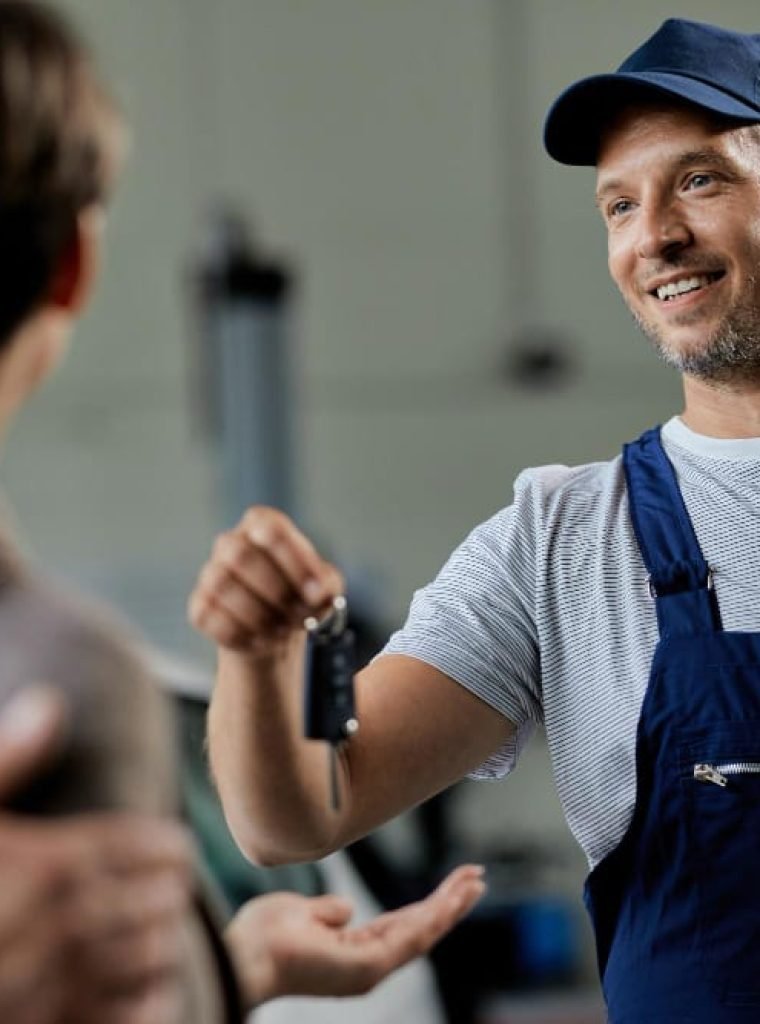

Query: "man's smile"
<box><xmin>644</xmin><ymin>270</ymin><xmax>726</xmax><ymax>307</ymax></box>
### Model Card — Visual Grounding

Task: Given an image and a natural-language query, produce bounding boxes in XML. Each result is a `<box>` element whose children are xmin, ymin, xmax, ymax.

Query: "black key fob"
<box><xmin>303</xmin><ymin>595</ymin><xmax>358</xmax><ymax>744</ymax></box>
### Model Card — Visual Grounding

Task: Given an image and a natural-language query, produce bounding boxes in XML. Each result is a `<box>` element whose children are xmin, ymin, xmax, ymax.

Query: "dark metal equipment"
<box><xmin>188</xmin><ymin>208</ymin><xmax>298</xmax><ymax>526</ymax></box>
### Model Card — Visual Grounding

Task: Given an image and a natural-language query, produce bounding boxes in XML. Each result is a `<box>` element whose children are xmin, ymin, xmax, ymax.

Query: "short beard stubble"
<box><xmin>630</xmin><ymin>273</ymin><xmax>760</xmax><ymax>386</ymax></box>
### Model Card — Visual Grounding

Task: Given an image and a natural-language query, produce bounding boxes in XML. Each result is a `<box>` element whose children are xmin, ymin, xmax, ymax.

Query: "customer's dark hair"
<box><xmin>0</xmin><ymin>0</ymin><xmax>123</xmax><ymax>345</ymax></box>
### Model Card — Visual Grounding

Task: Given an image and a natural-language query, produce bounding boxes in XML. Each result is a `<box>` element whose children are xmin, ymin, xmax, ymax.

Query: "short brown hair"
<box><xmin>0</xmin><ymin>0</ymin><xmax>124</xmax><ymax>344</ymax></box>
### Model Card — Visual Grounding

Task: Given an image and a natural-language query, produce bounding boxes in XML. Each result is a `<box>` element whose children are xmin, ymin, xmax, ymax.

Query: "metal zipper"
<box><xmin>693</xmin><ymin>762</ymin><xmax>760</xmax><ymax>788</ymax></box>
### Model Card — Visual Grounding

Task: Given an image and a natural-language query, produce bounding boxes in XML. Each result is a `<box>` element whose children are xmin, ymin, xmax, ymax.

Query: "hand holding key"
<box><xmin>191</xmin><ymin>508</ymin><xmax>358</xmax><ymax>822</ymax></box>
<box><xmin>189</xmin><ymin>507</ymin><xmax>345</xmax><ymax>655</ymax></box>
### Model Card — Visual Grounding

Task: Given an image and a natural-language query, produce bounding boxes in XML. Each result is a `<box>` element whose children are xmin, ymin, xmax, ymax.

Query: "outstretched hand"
<box><xmin>226</xmin><ymin>863</ymin><xmax>485</xmax><ymax>1008</ymax></box>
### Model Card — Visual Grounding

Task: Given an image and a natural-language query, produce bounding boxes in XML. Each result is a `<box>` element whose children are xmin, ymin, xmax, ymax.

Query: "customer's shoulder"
<box><xmin>0</xmin><ymin>565</ymin><xmax>151</xmax><ymax>691</ymax></box>
<box><xmin>0</xmin><ymin>552</ymin><xmax>174</xmax><ymax>816</ymax></box>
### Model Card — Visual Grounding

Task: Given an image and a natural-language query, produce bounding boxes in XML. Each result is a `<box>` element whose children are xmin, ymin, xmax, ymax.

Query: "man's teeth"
<box><xmin>656</xmin><ymin>275</ymin><xmax>713</xmax><ymax>301</ymax></box>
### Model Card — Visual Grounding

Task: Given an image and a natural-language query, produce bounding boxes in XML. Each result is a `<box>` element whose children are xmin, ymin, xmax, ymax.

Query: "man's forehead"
<box><xmin>594</xmin><ymin>102</ymin><xmax>757</xmax><ymax>179</ymax></box>
<box><xmin>599</xmin><ymin>100</ymin><xmax>727</xmax><ymax>154</ymax></box>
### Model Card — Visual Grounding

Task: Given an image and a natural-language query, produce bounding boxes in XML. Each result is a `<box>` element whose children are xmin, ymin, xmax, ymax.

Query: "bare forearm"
<box><xmin>190</xmin><ymin>508</ymin><xmax>500</xmax><ymax>866</ymax></box>
<box><xmin>208</xmin><ymin>640</ymin><xmax>346</xmax><ymax>864</ymax></box>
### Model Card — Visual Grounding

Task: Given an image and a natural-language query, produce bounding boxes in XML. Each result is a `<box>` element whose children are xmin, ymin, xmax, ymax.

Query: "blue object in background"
<box><xmin>510</xmin><ymin>898</ymin><xmax>579</xmax><ymax>983</ymax></box>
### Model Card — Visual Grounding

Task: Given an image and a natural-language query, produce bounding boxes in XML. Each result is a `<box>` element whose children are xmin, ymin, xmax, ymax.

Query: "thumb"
<box><xmin>0</xmin><ymin>686</ymin><xmax>67</xmax><ymax>801</ymax></box>
<box><xmin>310</xmin><ymin>894</ymin><xmax>355</xmax><ymax>928</ymax></box>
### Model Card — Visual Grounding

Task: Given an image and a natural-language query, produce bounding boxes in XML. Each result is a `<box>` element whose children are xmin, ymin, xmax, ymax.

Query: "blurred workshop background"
<box><xmin>6</xmin><ymin>2</ymin><xmax>759</xmax><ymax>1022</ymax></box>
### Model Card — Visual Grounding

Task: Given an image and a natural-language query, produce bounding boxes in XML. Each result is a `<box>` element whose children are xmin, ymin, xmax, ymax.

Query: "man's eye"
<box><xmin>608</xmin><ymin>198</ymin><xmax>634</xmax><ymax>218</ymax></box>
<box><xmin>685</xmin><ymin>172</ymin><xmax>714</xmax><ymax>190</ymax></box>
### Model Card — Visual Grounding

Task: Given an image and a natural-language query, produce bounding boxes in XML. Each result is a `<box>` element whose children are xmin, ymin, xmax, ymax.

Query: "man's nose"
<box><xmin>635</xmin><ymin>202</ymin><xmax>692</xmax><ymax>260</ymax></box>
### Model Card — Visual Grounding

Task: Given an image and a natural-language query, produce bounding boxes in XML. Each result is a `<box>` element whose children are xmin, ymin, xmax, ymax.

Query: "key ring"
<box><xmin>305</xmin><ymin>594</ymin><xmax>348</xmax><ymax>637</ymax></box>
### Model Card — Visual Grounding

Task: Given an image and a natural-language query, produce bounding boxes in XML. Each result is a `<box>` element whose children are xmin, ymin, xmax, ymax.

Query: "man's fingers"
<box><xmin>240</xmin><ymin>507</ymin><xmax>341</xmax><ymax>609</ymax></box>
<box><xmin>0</xmin><ymin>686</ymin><xmax>67</xmax><ymax>801</ymax></box>
<box><xmin>187</xmin><ymin>591</ymin><xmax>268</xmax><ymax>651</ymax></box>
<box><xmin>205</xmin><ymin>534</ymin><xmax>307</xmax><ymax>618</ymax></box>
<box><xmin>191</xmin><ymin>555</ymin><xmax>304</xmax><ymax>645</ymax></box>
<box><xmin>197</xmin><ymin>556</ymin><xmax>293</xmax><ymax>625</ymax></box>
<box><xmin>189</xmin><ymin>506</ymin><xmax>344</xmax><ymax>650</ymax></box>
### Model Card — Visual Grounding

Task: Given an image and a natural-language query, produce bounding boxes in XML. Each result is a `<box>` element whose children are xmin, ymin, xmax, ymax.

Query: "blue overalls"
<box><xmin>584</xmin><ymin>427</ymin><xmax>760</xmax><ymax>1023</ymax></box>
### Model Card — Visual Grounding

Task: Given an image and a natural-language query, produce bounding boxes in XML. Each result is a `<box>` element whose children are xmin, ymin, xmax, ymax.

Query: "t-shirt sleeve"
<box><xmin>380</xmin><ymin>471</ymin><xmax>542</xmax><ymax>779</ymax></box>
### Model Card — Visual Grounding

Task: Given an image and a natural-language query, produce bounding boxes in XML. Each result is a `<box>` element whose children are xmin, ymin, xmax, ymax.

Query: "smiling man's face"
<box><xmin>596</xmin><ymin>103</ymin><xmax>760</xmax><ymax>383</ymax></box>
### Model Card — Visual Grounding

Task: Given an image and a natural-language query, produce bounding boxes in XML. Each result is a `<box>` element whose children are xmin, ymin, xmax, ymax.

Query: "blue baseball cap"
<box><xmin>544</xmin><ymin>18</ymin><xmax>760</xmax><ymax>165</ymax></box>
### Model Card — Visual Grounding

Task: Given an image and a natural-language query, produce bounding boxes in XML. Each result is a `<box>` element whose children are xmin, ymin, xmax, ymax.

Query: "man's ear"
<box><xmin>45</xmin><ymin>206</ymin><xmax>104</xmax><ymax>317</ymax></box>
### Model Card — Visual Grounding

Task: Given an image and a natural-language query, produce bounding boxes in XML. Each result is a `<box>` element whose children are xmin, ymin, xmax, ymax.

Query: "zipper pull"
<box><xmin>694</xmin><ymin>763</ymin><xmax>728</xmax><ymax>787</ymax></box>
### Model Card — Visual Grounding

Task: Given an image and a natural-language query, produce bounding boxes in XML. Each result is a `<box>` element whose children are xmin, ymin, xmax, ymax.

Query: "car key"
<box><xmin>304</xmin><ymin>595</ymin><xmax>358</xmax><ymax>810</ymax></box>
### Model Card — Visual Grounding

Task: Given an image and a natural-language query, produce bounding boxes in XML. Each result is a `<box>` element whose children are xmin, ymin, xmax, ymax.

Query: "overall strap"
<box><xmin>623</xmin><ymin>426</ymin><xmax>721</xmax><ymax>637</ymax></box>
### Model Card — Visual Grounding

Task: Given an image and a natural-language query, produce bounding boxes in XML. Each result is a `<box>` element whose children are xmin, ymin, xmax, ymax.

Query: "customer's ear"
<box><xmin>46</xmin><ymin>206</ymin><xmax>105</xmax><ymax>317</ymax></box>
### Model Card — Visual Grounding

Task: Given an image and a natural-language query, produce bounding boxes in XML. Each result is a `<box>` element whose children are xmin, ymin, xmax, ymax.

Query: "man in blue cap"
<box><xmin>192</xmin><ymin>19</ymin><xmax>760</xmax><ymax>1021</ymax></box>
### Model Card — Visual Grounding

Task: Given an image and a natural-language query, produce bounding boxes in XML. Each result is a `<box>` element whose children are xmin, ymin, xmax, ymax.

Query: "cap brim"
<box><xmin>543</xmin><ymin>71</ymin><xmax>760</xmax><ymax>165</ymax></box>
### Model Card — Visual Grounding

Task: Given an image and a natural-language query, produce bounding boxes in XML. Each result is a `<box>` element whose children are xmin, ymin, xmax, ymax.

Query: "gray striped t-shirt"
<box><xmin>382</xmin><ymin>416</ymin><xmax>760</xmax><ymax>869</ymax></box>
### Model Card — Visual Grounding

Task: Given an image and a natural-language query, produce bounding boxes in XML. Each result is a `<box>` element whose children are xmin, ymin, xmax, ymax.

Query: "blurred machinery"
<box><xmin>187</xmin><ymin>207</ymin><xmax>298</xmax><ymax>527</ymax></box>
